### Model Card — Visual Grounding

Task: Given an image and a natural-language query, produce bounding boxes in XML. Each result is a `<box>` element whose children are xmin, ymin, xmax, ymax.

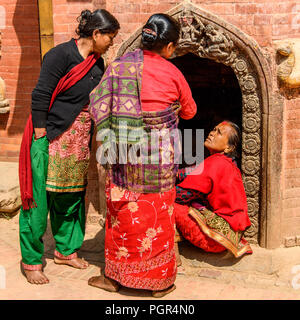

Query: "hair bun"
<box><xmin>141</xmin><ymin>24</ymin><xmax>157</xmax><ymax>46</ymax></box>
<box><xmin>140</xmin><ymin>14</ymin><xmax>180</xmax><ymax>51</ymax></box>
<box><xmin>76</xmin><ymin>9</ymin><xmax>120</xmax><ymax>38</ymax></box>
<box><xmin>78</xmin><ymin>9</ymin><xmax>92</xmax><ymax>25</ymax></box>
<box><xmin>76</xmin><ymin>9</ymin><xmax>92</xmax><ymax>35</ymax></box>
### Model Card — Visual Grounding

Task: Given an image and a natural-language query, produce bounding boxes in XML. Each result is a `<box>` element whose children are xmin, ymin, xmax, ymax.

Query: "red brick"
<box><xmin>255</xmin><ymin>35</ymin><xmax>272</xmax><ymax>47</ymax></box>
<box><xmin>285</xmin><ymin>158</ymin><xmax>296</xmax><ymax>169</ymax></box>
<box><xmin>7</xmin><ymin>151</ymin><xmax>19</xmax><ymax>158</ymax></box>
<box><xmin>227</xmin><ymin>15</ymin><xmax>255</xmax><ymax>28</ymax></box>
<box><xmin>257</xmin><ymin>3</ymin><xmax>274</xmax><ymax>14</ymax></box>
<box><xmin>201</xmin><ymin>3</ymin><xmax>235</xmax><ymax>15</ymax></box>
<box><xmin>0</xmin><ymin>143</ymin><xmax>20</xmax><ymax>152</ymax></box>
<box><xmin>52</xmin><ymin>14</ymin><xmax>78</xmax><ymax>25</ymax></box>
<box><xmin>291</xmin><ymin>14</ymin><xmax>300</xmax><ymax>27</ymax></box>
<box><xmin>273</xmin><ymin>14</ymin><xmax>292</xmax><ymax>25</ymax></box>
<box><xmin>53</xmin><ymin>0</ymin><xmax>70</xmax><ymax>5</ymax></box>
<box><xmin>235</xmin><ymin>4</ymin><xmax>258</xmax><ymax>15</ymax></box>
<box><xmin>273</xmin><ymin>23</ymin><xmax>294</xmax><ymax>36</ymax></box>
<box><xmin>286</xmin><ymin>121</ymin><xmax>300</xmax><ymax>130</ymax></box>
<box><xmin>254</xmin><ymin>25</ymin><xmax>272</xmax><ymax>36</ymax></box>
<box><xmin>273</xmin><ymin>2</ymin><xmax>296</xmax><ymax>14</ymax></box>
<box><xmin>254</xmin><ymin>14</ymin><xmax>273</xmax><ymax>25</ymax></box>
<box><xmin>285</xmin><ymin>178</ymin><xmax>300</xmax><ymax>189</ymax></box>
<box><xmin>53</xmin><ymin>24</ymin><xmax>70</xmax><ymax>34</ymax></box>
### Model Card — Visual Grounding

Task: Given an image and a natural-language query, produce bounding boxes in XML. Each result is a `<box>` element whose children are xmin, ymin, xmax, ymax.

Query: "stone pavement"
<box><xmin>1</xmin><ymin>213</ymin><xmax>300</xmax><ymax>300</ymax></box>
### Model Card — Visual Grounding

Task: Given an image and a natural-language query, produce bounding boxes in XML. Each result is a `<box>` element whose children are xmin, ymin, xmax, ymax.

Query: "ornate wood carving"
<box><xmin>274</xmin><ymin>39</ymin><xmax>300</xmax><ymax>89</ymax></box>
<box><xmin>117</xmin><ymin>2</ymin><xmax>264</xmax><ymax>243</ymax></box>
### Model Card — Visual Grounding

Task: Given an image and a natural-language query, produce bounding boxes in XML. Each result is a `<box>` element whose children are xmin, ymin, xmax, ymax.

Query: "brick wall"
<box><xmin>0</xmin><ymin>0</ymin><xmax>300</xmax><ymax>244</ymax></box>
<box><xmin>282</xmin><ymin>96</ymin><xmax>300</xmax><ymax>242</ymax></box>
<box><xmin>0</xmin><ymin>0</ymin><xmax>40</xmax><ymax>162</ymax></box>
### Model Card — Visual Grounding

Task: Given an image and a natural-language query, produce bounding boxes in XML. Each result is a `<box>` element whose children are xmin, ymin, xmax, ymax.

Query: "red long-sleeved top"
<box><xmin>141</xmin><ymin>50</ymin><xmax>197</xmax><ymax>120</ymax></box>
<box><xmin>178</xmin><ymin>153</ymin><xmax>251</xmax><ymax>232</ymax></box>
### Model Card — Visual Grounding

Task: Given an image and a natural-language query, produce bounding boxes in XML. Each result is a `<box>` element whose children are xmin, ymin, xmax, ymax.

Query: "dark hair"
<box><xmin>224</xmin><ymin>120</ymin><xmax>241</xmax><ymax>159</ymax></box>
<box><xmin>140</xmin><ymin>13</ymin><xmax>180</xmax><ymax>52</ymax></box>
<box><xmin>76</xmin><ymin>9</ymin><xmax>120</xmax><ymax>38</ymax></box>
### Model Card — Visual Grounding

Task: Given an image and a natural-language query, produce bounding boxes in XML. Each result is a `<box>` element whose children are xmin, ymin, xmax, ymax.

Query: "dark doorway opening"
<box><xmin>171</xmin><ymin>52</ymin><xmax>243</xmax><ymax>168</ymax></box>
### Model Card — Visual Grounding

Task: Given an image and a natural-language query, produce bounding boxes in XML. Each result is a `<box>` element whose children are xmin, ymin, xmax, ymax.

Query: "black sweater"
<box><xmin>31</xmin><ymin>38</ymin><xmax>104</xmax><ymax>141</ymax></box>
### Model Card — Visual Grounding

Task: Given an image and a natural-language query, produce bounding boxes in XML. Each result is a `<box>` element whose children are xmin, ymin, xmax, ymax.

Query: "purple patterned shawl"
<box><xmin>89</xmin><ymin>49</ymin><xmax>182</xmax><ymax>193</ymax></box>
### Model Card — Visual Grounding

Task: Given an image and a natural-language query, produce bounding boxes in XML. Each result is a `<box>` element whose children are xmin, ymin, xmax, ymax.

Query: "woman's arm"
<box><xmin>31</xmin><ymin>46</ymin><xmax>68</xmax><ymax>131</ymax></box>
<box><xmin>177</xmin><ymin>71</ymin><xmax>197</xmax><ymax>120</ymax></box>
<box><xmin>176</xmin><ymin>165</ymin><xmax>197</xmax><ymax>183</ymax></box>
<box><xmin>176</xmin><ymin>168</ymin><xmax>187</xmax><ymax>182</ymax></box>
<box><xmin>175</xmin><ymin>185</ymin><xmax>206</xmax><ymax>205</ymax></box>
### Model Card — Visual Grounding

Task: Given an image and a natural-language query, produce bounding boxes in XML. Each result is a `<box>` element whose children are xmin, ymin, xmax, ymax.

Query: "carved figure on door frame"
<box><xmin>177</xmin><ymin>9</ymin><xmax>204</xmax><ymax>52</ymax></box>
<box><xmin>199</xmin><ymin>24</ymin><xmax>234</xmax><ymax>63</ymax></box>
<box><xmin>275</xmin><ymin>39</ymin><xmax>300</xmax><ymax>89</ymax></box>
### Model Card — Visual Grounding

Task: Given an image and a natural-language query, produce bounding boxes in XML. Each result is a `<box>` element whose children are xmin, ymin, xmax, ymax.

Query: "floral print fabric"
<box><xmin>46</xmin><ymin>107</ymin><xmax>91</xmax><ymax>192</ymax></box>
<box><xmin>105</xmin><ymin>181</ymin><xmax>177</xmax><ymax>290</ymax></box>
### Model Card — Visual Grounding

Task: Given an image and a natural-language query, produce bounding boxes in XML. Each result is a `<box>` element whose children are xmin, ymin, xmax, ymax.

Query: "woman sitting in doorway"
<box><xmin>174</xmin><ymin>121</ymin><xmax>253</xmax><ymax>259</ymax></box>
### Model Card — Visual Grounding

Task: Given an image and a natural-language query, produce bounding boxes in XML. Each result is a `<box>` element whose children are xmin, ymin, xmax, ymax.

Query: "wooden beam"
<box><xmin>37</xmin><ymin>0</ymin><xmax>54</xmax><ymax>60</ymax></box>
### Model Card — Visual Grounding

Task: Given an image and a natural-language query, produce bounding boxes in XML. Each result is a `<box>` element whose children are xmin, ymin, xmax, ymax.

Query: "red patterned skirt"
<box><xmin>104</xmin><ymin>182</ymin><xmax>177</xmax><ymax>290</ymax></box>
<box><xmin>174</xmin><ymin>202</ymin><xmax>252</xmax><ymax>258</ymax></box>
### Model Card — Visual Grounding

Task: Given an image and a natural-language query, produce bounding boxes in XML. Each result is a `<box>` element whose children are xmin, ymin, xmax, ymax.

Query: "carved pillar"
<box><xmin>0</xmin><ymin>31</ymin><xmax>9</xmax><ymax>113</ymax></box>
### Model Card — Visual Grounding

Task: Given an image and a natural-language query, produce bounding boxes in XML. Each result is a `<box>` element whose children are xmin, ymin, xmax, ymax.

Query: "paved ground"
<box><xmin>1</xmin><ymin>213</ymin><xmax>300</xmax><ymax>300</ymax></box>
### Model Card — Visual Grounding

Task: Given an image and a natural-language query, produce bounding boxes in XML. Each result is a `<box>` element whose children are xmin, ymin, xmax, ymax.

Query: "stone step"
<box><xmin>0</xmin><ymin>162</ymin><xmax>21</xmax><ymax>214</ymax></box>
<box><xmin>177</xmin><ymin>240</ymin><xmax>300</xmax><ymax>289</ymax></box>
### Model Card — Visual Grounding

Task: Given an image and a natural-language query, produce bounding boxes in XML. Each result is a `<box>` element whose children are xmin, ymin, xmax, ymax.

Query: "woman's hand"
<box><xmin>34</xmin><ymin>128</ymin><xmax>46</xmax><ymax>140</ymax></box>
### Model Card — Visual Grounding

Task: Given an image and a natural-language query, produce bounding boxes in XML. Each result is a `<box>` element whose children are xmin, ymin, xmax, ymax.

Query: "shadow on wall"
<box><xmin>0</xmin><ymin>112</ymin><xmax>8</xmax><ymax>131</ymax></box>
<box><xmin>7</xmin><ymin>0</ymin><xmax>41</xmax><ymax>136</ymax></box>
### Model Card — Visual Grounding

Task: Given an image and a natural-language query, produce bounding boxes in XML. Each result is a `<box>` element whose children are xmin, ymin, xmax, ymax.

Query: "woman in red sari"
<box><xmin>174</xmin><ymin>121</ymin><xmax>253</xmax><ymax>259</ymax></box>
<box><xmin>88</xmin><ymin>14</ymin><xmax>197</xmax><ymax>297</ymax></box>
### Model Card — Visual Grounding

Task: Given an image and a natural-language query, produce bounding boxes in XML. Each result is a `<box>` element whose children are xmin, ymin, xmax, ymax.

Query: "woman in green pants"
<box><xmin>18</xmin><ymin>9</ymin><xmax>119</xmax><ymax>284</ymax></box>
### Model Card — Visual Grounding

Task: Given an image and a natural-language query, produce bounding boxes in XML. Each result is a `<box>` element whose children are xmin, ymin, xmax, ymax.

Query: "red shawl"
<box><xmin>19</xmin><ymin>51</ymin><xmax>100</xmax><ymax>210</ymax></box>
<box><xmin>178</xmin><ymin>153</ymin><xmax>251</xmax><ymax>232</ymax></box>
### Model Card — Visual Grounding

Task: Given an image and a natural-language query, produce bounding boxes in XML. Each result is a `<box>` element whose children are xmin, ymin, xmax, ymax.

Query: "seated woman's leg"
<box><xmin>174</xmin><ymin>203</ymin><xmax>226</xmax><ymax>253</ymax></box>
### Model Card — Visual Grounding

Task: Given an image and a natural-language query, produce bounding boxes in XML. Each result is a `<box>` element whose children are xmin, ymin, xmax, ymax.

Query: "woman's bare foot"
<box><xmin>88</xmin><ymin>274</ymin><xmax>120</xmax><ymax>292</ymax></box>
<box><xmin>23</xmin><ymin>270</ymin><xmax>49</xmax><ymax>285</ymax></box>
<box><xmin>174</xmin><ymin>242</ymin><xmax>182</xmax><ymax>267</ymax></box>
<box><xmin>152</xmin><ymin>284</ymin><xmax>176</xmax><ymax>298</ymax></box>
<box><xmin>54</xmin><ymin>257</ymin><xmax>89</xmax><ymax>269</ymax></box>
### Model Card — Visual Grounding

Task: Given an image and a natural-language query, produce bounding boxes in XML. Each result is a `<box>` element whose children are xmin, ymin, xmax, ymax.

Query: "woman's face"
<box><xmin>204</xmin><ymin>122</ymin><xmax>233</xmax><ymax>155</ymax></box>
<box><xmin>93</xmin><ymin>30</ymin><xmax>118</xmax><ymax>55</ymax></box>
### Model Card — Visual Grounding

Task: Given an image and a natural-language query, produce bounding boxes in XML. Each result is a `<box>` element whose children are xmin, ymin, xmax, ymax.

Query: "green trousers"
<box><xmin>19</xmin><ymin>135</ymin><xmax>86</xmax><ymax>267</ymax></box>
